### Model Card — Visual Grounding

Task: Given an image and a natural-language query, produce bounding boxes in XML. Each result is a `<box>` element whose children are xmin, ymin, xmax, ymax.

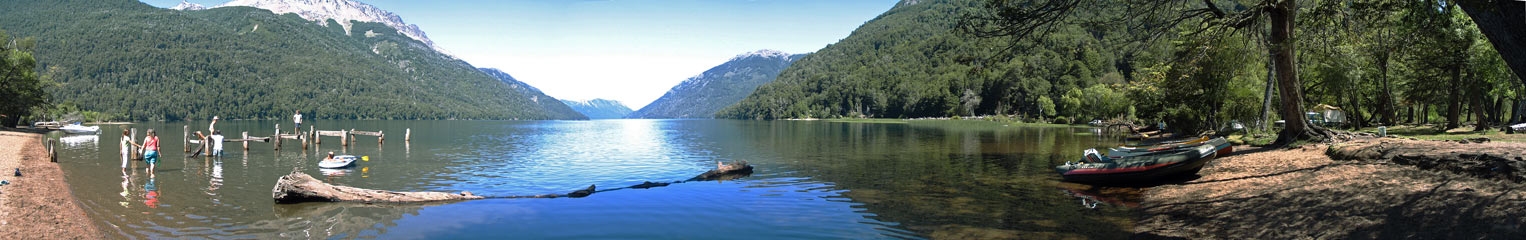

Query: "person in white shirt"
<box><xmin>210</xmin><ymin>130</ymin><xmax>225</xmax><ymax>157</ymax></box>
<box><xmin>294</xmin><ymin>110</ymin><xmax>303</xmax><ymax>133</ymax></box>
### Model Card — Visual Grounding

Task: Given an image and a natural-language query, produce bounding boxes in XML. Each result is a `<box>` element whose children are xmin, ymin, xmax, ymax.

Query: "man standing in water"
<box><xmin>293</xmin><ymin>110</ymin><xmax>303</xmax><ymax>133</ymax></box>
<box><xmin>210</xmin><ymin>130</ymin><xmax>225</xmax><ymax>157</ymax></box>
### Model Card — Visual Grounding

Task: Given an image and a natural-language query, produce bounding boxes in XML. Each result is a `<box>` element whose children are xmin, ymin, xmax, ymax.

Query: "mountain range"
<box><xmin>628</xmin><ymin>50</ymin><xmax>806</xmax><ymax>119</ymax></box>
<box><xmin>0</xmin><ymin>0</ymin><xmax>585</xmax><ymax>120</ymax></box>
<box><xmin>559</xmin><ymin>99</ymin><xmax>633</xmax><ymax>119</ymax></box>
<box><xmin>202</xmin><ymin>0</ymin><xmax>448</xmax><ymax>55</ymax></box>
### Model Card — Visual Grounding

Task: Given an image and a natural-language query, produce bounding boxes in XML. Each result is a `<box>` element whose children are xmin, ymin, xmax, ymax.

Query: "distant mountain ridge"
<box><xmin>211</xmin><ymin>0</ymin><xmax>447</xmax><ymax>55</ymax></box>
<box><xmin>480</xmin><ymin>68</ymin><xmax>587</xmax><ymax>119</ymax></box>
<box><xmin>0</xmin><ymin>0</ymin><xmax>585</xmax><ymax>120</ymax></box>
<box><xmin>559</xmin><ymin>99</ymin><xmax>633</xmax><ymax>119</ymax></box>
<box><xmin>628</xmin><ymin>50</ymin><xmax>806</xmax><ymax>119</ymax></box>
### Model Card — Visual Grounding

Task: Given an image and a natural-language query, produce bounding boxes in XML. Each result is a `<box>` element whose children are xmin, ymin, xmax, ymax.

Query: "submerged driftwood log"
<box><xmin>273</xmin><ymin>160</ymin><xmax>756</xmax><ymax>203</ymax></box>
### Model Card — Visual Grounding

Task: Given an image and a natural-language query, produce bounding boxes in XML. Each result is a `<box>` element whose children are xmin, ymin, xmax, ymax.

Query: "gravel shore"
<box><xmin>0</xmin><ymin>130</ymin><xmax>102</xmax><ymax>238</ymax></box>
<box><xmin>1135</xmin><ymin>141</ymin><xmax>1526</xmax><ymax>238</ymax></box>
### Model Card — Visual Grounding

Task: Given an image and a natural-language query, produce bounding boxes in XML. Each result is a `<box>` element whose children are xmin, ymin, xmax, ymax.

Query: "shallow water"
<box><xmin>53</xmin><ymin>119</ymin><xmax>1133</xmax><ymax>239</ymax></box>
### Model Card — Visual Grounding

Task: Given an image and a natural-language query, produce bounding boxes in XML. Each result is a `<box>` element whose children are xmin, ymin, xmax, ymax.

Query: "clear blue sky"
<box><xmin>142</xmin><ymin>0</ymin><xmax>899</xmax><ymax>109</ymax></box>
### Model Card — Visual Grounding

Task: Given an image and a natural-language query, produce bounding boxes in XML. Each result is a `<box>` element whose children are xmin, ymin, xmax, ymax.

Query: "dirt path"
<box><xmin>0</xmin><ymin>130</ymin><xmax>102</xmax><ymax>238</ymax></box>
<box><xmin>1135</xmin><ymin>141</ymin><xmax>1526</xmax><ymax>238</ymax></box>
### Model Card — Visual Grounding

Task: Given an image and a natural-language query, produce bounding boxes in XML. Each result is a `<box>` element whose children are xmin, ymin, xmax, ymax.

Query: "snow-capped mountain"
<box><xmin>729</xmin><ymin>49</ymin><xmax>792</xmax><ymax>61</ymax></box>
<box><xmin>216</xmin><ymin>0</ymin><xmax>447</xmax><ymax>55</ymax></box>
<box><xmin>170</xmin><ymin>1</ymin><xmax>207</xmax><ymax>10</ymax></box>
<box><xmin>559</xmin><ymin>99</ymin><xmax>633</xmax><ymax>119</ymax></box>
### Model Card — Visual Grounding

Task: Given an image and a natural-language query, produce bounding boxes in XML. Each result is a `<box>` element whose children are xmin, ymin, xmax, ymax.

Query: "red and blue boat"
<box><xmin>1055</xmin><ymin>137</ymin><xmax>1232</xmax><ymax>183</ymax></box>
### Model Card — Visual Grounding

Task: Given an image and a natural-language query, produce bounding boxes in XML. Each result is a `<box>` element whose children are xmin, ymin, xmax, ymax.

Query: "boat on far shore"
<box><xmin>59</xmin><ymin>123</ymin><xmax>99</xmax><ymax>134</ymax></box>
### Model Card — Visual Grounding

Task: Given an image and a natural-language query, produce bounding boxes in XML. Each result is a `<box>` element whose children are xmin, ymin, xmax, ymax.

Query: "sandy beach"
<box><xmin>1135</xmin><ymin>139</ymin><xmax>1526</xmax><ymax>238</ymax></box>
<box><xmin>0</xmin><ymin>130</ymin><xmax>102</xmax><ymax>238</ymax></box>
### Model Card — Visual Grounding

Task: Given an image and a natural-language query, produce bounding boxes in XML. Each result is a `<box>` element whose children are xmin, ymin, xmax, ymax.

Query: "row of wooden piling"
<box><xmin>108</xmin><ymin>126</ymin><xmax>411</xmax><ymax>159</ymax></box>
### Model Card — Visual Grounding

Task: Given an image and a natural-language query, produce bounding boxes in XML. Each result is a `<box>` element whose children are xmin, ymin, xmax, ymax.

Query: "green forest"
<box><xmin>0</xmin><ymin>0</ymin><xmax>585</xmax><ymax>122</ymax></box>
<box><xmin>720</xmin><ymin>0</ymin><xmax>1522</xmax><ymax>136</ymax></box>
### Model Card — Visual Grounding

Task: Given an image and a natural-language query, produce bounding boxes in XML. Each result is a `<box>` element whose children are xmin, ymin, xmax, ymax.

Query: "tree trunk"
<box><xmin>1492</xmin><ymin>97</ymin><xmax>1504</xmax><ymax>126</ymax></box>
<box><xmin>1416</xmin><ymin>103</ymin><xmax>1428</xmax><ymax>125</ymax></box>
<box><xmin>1447</xmin><ymin>64</ymin><xmax>1464</xmax><ymax>129</ymax></box>
<box><xmin>1459</xmin><ymin>0</ymin><xmax>1526</xmax><ymax>90</ymax></box>
<box><xmin>1270</xmin><ymin>0</ymin><xmax>1326</xmax><ymax>145</ymax></box>
<box><xmin>1512</xmin><ymin>99</ymin><xmax>1523</xmax><ymax>124</ymax></box>
<box><xmin>1377</xmin><ymin>53</ymin><xmax>1397</xmax><ymax>126</ymax></box>
<box><xmin>1472</xmin><ymin>72</ymin><xmax>1491</xmax><ymax>131</ymax></box>
<box><xmin>1261</xmin><ymin>43</ymin><xmax>1277</xmax><ymax>131</ymax></box>
<box><xmin>1350</xmin><ymin>90</ymin><xmax>1365</xmax><ymax>130</ymax></box>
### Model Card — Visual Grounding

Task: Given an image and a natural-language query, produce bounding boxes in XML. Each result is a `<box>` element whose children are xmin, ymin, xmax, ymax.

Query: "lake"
<box><xmin>51</xmin><ymin>119</ymin><xmax>1134</xmax><ymax>239</ymax></box>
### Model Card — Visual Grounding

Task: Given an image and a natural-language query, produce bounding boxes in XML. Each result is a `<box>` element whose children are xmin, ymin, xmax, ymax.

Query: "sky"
<box><xmin>142</xmin><ymin>0</ymin><xmax>900</xmax><ymax>109</ymax></box>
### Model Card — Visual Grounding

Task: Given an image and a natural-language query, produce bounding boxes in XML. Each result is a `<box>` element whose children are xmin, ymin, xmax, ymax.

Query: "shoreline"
<box><xmin>0</xmin><ymin>129</ymin><xmax>103</xmax><ymax>238</ymax></box>
<box><xmin>1134</xmin><ymin>139</ymin><xmax>1526</xmax><ymax>238</ymax></box>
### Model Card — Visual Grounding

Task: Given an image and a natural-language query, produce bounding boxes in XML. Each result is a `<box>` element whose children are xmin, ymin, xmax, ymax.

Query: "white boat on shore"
<box><xmin>59</xmin><ymin>123</ymin><xmax>99</xmax><ymax>134</ymax></box>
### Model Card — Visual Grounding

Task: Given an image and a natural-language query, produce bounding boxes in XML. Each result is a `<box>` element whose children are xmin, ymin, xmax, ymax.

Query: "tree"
<box><xmin>962</xmin><ymin>0</ymin><xmax>1333</xmax><ymax>145</ymax></box>
<box><xmin>0</xmin><ymin>30</ymin><xmax>47</xmax><ymax>127</ymax></box>
<box><xmin>1458</xmin><ymin>1</ymin><xmax>1526</xmax><ymax>89</ymax></box>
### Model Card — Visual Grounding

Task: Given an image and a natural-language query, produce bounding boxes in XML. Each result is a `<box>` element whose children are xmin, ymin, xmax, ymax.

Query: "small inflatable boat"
<box><xmin>1056</xmin><ymin>138</ymin><xmax>1231</xmax><ymax>183</ymax></box>
<box><xmin>319</xmin><ymin>155</ymin><xmax>358</xmax><ymax>169</ymax></box>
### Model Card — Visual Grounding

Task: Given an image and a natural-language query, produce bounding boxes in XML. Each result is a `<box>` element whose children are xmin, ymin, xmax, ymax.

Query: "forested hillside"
<box><xmin>721</xmin><ymin>0</ymin><xmax>1522</xmax><ymax>135</ymax></box>
<box><xmin>630</xmin><ymin>50</ymin><xmax>805</xmax><ymax>119</ymax></box>
<box><xmin>0</xmin><ymin>0</ymin><xmax>587</xmax><ymax>121</ymax></box>
<box><xmin>717</xmin><ymin>0</ymin><xmax>1160</xmax><ymax>120</ymax></box>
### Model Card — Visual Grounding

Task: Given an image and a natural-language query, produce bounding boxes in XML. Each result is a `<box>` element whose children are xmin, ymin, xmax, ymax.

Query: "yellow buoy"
<box><xmin>362</xmin><ymin>156</ymin><xmax>369</xmax><ymax>161</ymax></box>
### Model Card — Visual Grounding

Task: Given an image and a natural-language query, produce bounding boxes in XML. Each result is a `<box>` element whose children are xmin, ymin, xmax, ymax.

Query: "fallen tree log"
<box><xmin>1326</xmin><ymin>138</ymin><xmax>1526</xmax><ymax>182</ymax></box>
<box><xmin>688</xmin><ymin>160</ymin><xmax>754</xmax><ymax>181</ymax></box>
<box><xmin>273</xmin><ymin>170</ymin><xmax>483</xmax><ymax>204</ymax></box>
<box><xmin>274</xmin><ymin>160</ymin><xmax>757</xmax><ymax>203</ymax></box>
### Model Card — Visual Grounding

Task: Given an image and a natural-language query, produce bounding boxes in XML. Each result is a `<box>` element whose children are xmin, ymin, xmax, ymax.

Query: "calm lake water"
<box><xmin>52</xmin><ymin>119</ymin><xmax>1132</xmax><ymax>239</ymax></box>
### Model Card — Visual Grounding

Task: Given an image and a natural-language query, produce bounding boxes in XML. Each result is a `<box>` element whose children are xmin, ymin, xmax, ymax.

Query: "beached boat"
<box><xmin>318</xmin><ymin>155</ymin><xmax>358</xmax><ymax>169</ymax></box>
<box><xmin>1055</xmin><ymin>139</ymin><xmax>1232</xmax><ymax>183</ymax></box>
<box><xmin>1108</xmin><ymin>137</ymin><xmax>1224</xmax><ymax>159</ymax></box>
<box><xmin>59</xmin><ymin>123</ymin><xmax>99</xmax><ymax>134</ymax></box>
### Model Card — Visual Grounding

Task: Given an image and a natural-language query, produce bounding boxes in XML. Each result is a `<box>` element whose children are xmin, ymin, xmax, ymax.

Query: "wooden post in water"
<box><xmin>242</xmin><ymin>132</ymin><xmax>250</xmax><ymax>150</ymax></box>
<box><xmin>342</xmin><ymin>129</ymin><xmax>349</xmax><ymax>147</ymax></box>
<box><xmin>405</xmin><ymin>128</ymin><xmax>411</xmax><ymax>142</ymax></box>
<box><xmin>378</xmin><ymin>130</ymin><xmax>384</xmax><ymax>144</ymax></box>
<box><xmin>47</xmin><ymin>138</ymin><xmax>56</xmax><ymax>162</ymax></box>
<box><xmin>130</xmin><ymin>128</ymin><xmax>138</xmax><ymax>159</ymax></box>
<box><xmin>274</xmin><ymin>124</ymin><xmax>282</xmax><ymax>151</ymax></box>
<box><xmin>201</xmin><ymin>131</ymin><xmax>209</xmax><ymax>156</ymax></box>
<box><xmin>183</xmin><ymin>125</ymin><xmax>190</xmax><ymax>153</ymax></box>
<box><xmin>309</xmin><ymin>125</ymin><xmax>315</xmax><ymax>142</ymax></box>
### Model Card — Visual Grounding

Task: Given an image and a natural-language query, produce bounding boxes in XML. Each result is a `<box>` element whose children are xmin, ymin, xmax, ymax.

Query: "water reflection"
<box><xmin>143</xmin><ymin>175</ymin><xmax>160</xmax><ymax>209</ymax></box>
<box><xmin>60</xmin><ymin>134</ymin><xmax>99</xmax><ymax>149</ymax></box>
<box><xmin>57</xmin><ymin>120</ymin><xmax>1130</xmax><ymax>239</ymax></box>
